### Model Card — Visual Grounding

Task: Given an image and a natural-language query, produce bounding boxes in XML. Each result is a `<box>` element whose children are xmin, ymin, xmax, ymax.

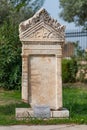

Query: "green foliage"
<box><xmin>59</xmin><ymin>0</ymin><xmax>87</xmax><ymax>28</ymax></box>
<box><xmin>62</xmin><ymin>42</ymin><xmax>87</xmax><ymax>83</ymax></box>
<box><xmin>0</xmin><ymin>0</ymin><xmax>45</xmax><ymax>90</ymax></box>
<box><xmin>0</xmin><ymin>103</ymin><xmax>30</xmax><ymax>116</ymax></box>
<box><xmin>74</xmin><ymin>42</ymin><xmax>85</xmax><ymax>59</ymax></box>
<box><xmin>62</xmin><ymin>59</ymin><xmax>78</xmax><ymax>83</ymax></box>
<box><xmin>73</xmin><ymin>42</ymin><xmax>87</xmax><ymax>83</ymax></box>
<box><xmin>0</xmin><ymin>0</ymin><xmax>45</xmax><ymax>25</ymax></box>
<box><xmin>0</xmin><ymin>21</ymin><xmax>22</xmax><ymax>90</ymax></box>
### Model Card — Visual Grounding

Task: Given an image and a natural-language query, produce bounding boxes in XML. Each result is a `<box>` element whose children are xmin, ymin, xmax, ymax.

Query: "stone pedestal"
<box><xmin>18</xmin><ymin>8</ymin><xmax>69</xmax><ymax>119</ymax></box>
<box><xmin>16</xmin><ymin>108</ymin><xmax>69</xmax><ymax>120</ymax></box>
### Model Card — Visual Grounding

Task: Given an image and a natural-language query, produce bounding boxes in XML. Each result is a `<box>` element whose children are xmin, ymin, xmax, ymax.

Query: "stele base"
<box><xmin>16</xmin><ymin>108</ymin><xmax>69</xmax><ymax>120</ymax></box>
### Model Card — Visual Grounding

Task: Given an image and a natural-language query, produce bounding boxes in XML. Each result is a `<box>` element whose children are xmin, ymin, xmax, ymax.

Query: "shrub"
<box><xmin>0</xmin><ymin>22</ymin><xmax>22</xmax><ymax>90</ymax></box>
<box><xmin>62</xmin><ymin>58</ymin><xmax>78</xmax><ymax>83</ymax></box>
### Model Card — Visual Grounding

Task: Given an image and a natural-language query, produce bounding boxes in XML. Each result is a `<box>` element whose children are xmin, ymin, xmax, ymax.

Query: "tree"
<box><xmin>0</xmin><ymin>0</ymin><xmax>45</xmax><ymax>90</ymax></box>
<box><xmin>0</xmin><ymin>0</ymin><xmax>45</xmax><ymax>25</ymax></box>
<box><xmin>59</xmin><ymin>0</ymin><xmax>87</xmax><ymax>28</ymax></box>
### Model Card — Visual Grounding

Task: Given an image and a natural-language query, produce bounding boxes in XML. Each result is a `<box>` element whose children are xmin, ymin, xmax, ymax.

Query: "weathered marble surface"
<box><xmin>19</xmin><ymin>8</ymin><xmax>65</xmax><ymax>42</ymax></box>
<box><xmin>19</xmin><ymin>8</ymin><xmax>66</xmax><ymax>110</ymax></box>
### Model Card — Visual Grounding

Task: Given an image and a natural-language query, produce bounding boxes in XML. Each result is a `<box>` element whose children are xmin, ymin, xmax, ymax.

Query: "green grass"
<box><xmin>0</xmin><ymin>90</ymin><xmax>21</xmax><ymax>105</ymax></box>
<box><xmin>63</xmin><ymin>85</ymin><xmax>87</xmax><ymax>124</ymax></box>
<box><xmin>0</xmin><ymin>84</ymin><xmax>87</xmax><ymax>125</ymax></box>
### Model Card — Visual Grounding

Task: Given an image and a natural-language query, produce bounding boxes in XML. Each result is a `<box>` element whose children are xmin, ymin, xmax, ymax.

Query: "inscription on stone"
<box><xmin>33</xmin><ymin>105</ymin><xmax>51</xmax><ymax>118</ymax></box>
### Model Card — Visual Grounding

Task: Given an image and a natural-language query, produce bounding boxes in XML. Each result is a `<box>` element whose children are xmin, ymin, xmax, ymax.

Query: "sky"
<box><xmin>43</xmin><ymin>0</ymin><xmax>78</xmax><ymax>30</ymax></box>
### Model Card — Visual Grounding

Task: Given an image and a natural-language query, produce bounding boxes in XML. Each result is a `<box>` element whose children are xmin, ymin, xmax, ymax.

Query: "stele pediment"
<box><xmin>19</xmin><ymin>8</ymin><xmax>65</xmax><ymax>42</ymax></box>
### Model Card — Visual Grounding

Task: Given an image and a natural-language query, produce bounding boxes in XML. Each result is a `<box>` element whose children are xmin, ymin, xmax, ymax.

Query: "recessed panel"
<box><xmin>29</xmin><ymin>55</ymin><xmax>57</xmax><ymax>109</ymax></box>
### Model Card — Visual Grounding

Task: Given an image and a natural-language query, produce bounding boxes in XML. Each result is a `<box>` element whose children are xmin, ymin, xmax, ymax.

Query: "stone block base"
<box><xmin>16</xmin><ymin>108</ymin><xmax>69</xmax><ymax>120</ymax></box>
<box><xmin>51</xmin><ymin>108</ymin><xmax>69</xmax><ymax>118</ymax></box>
<box><xmin>16</xmin><ymin>108</ymin><xmax>34</xmax><ymax>120</ymax></box>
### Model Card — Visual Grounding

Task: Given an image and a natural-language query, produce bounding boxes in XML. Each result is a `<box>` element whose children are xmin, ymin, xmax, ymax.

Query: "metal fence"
<box><xmin>62</xmin><ymin>29</ymin><xmax>87</xmax><ymax>58</ymax></box>
<box><xmin>65</xmin><ymin>29</ymin><xmax>87</xmax><ymax>50</ymax></box>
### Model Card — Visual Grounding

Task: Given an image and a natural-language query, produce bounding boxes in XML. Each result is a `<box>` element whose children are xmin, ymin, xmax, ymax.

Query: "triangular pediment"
<box><xmin>19</xmin><ymin>8</ymin><xmax>65</xmax><ymax>42</ymax></box>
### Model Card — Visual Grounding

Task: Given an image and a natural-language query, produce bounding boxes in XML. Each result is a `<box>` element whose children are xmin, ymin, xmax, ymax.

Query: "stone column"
<box><xmin>56</xmin><ymin>55</ymin><xmax>63</xmax><ymax>109</ymax></box>
<box><xmin>22</xmin><ymin>55</ymin><xmax>28</xmax><ymax>102</ymax></box>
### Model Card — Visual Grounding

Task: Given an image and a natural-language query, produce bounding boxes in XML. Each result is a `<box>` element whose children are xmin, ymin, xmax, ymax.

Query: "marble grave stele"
<box><xmin>16</xmin><ymin>8</ymin><xmax>69</xmax><ymax>119</ymax></box>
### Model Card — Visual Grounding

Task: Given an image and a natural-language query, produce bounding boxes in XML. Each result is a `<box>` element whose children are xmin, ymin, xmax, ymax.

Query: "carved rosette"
<box><xmin>19</xmin><ymin>8</ymin><xmax>65</xmax><ymax>42</ymax></box>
